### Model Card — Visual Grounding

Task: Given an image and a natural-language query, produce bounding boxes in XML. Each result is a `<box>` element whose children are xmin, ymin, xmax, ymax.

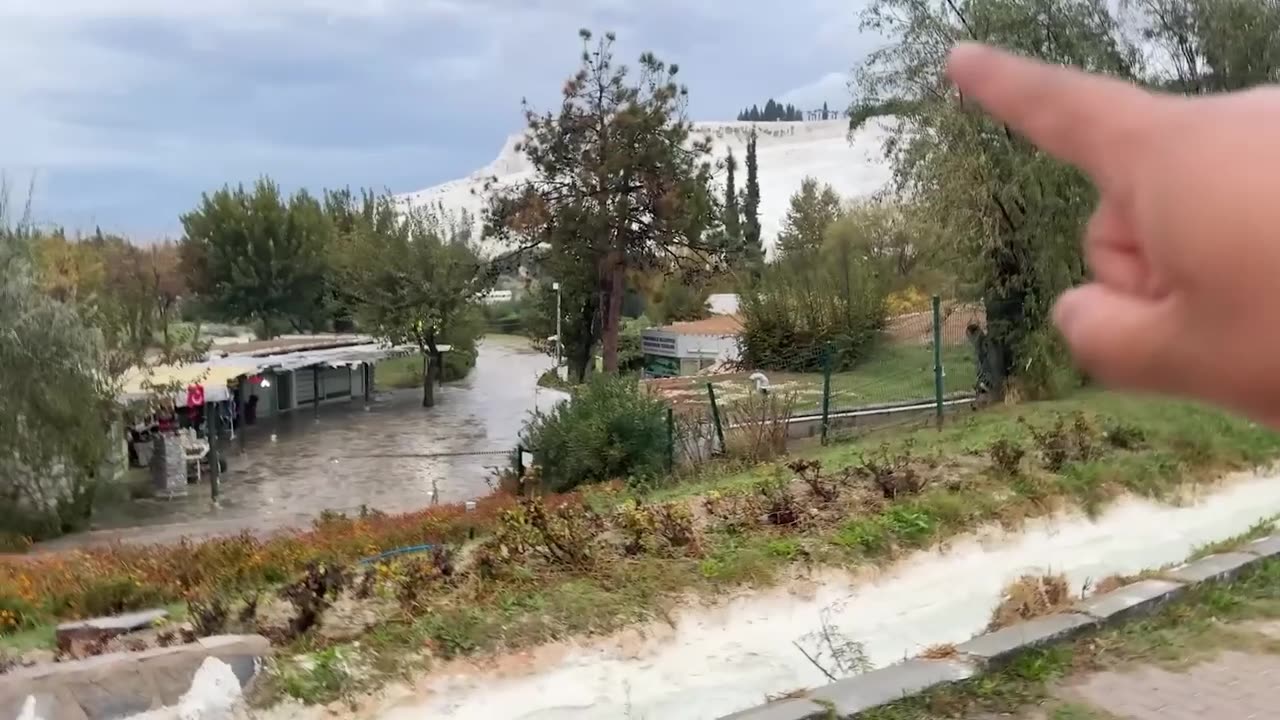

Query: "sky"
<box><xmin>1</xmin><ymin>0</ymin><xmax>881</xmax><ymax>239</ymax></box>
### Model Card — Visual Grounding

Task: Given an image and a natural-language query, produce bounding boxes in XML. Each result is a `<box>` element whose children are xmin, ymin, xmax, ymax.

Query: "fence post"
<box><xmin>820</xmin><ymin>343</ymin><xmax>833</xmax><ymax>446</ymax></box>
<box><xmin>932</xmin><ymin>294</ymin><xmax>944</xmax><ymax>430</ymax></box>
<box><xmin>706</xmin><ymin>383</ymin><xmax>727</xmax><ymax>456</ymax></box>
<box><xmin>666</xmin><ymin>406</ymin><xmax>675</xmax><ymax>473</ymax></box>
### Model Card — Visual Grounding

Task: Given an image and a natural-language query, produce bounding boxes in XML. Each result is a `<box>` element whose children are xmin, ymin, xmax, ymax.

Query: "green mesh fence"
<box><xmin>647</xmin><ymin>298</ymin><xmax>983</xmax><ymax>457</ymax></box>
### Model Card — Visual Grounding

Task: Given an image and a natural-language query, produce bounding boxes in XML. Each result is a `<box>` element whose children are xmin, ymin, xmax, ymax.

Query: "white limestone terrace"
<box><xmin>396</xmin><ymin>118</ymin><xmax>898</xmax><ymax>258</ymax></box>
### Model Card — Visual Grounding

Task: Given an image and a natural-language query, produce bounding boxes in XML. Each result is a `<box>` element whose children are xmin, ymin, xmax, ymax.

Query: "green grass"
<box><xmin>658</xmin><ymin>340</ymin><xmax>976</xmax><ymax>414</ymax></box>
<box><xmin>375</xmin><ymin>354</ymin><xmax>425</xmax><ymax>390</ymax></box>
<box><xmin>654</xmin><ymin>389</ymin><xmax>1280</xmax><ymax>503</ymax></box>
<box><xmin>860</xmin><ymin>558</ymin><xmax>1280</xmax><ymax>719</ymax></box>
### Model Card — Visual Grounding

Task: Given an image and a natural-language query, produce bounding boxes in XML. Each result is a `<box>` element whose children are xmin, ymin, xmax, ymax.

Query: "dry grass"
<box><xmin>989</xmin><ymin>574</ymin><xmax>1075</xmax><ymax>631</ymax></box>
<box><xmin>919</xmin><ymin>643</ymin><xmax>959</xmax><ymax>660</ymax></box>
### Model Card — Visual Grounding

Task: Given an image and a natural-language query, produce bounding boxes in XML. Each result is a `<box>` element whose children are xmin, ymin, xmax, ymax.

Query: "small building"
<box><xmin>118</xmin><ymin>335</ymin><xmax>415</xmax><ymax>424</ymax></box>
<box><xmin>641</xmin><ymin>315</ymin><xmax>742</xmax><ymax>378</ymax></box>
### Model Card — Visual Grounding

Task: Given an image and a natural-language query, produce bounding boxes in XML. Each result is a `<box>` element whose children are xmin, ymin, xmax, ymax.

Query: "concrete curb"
<box><xmin>0</xmin><ymin>635</ymin><xmax>270</xmax><ymax>720</ymax></box>
<box><xmin>718</xmin><ymin>535</ymin><xmax>1280</xmax><ymax>719</ymax></box>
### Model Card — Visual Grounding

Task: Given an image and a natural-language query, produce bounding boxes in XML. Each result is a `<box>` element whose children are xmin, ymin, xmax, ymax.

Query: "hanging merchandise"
<box><xmin>186</xmin><ymin>383</ymin><xmax>206</xmax><ymax>408</ymax></box>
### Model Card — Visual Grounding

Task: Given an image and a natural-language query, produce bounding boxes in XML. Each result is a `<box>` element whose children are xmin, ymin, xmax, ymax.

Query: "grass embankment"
<box><xmin>862</xmin><ymin>553</ymin><xmax>1280</xmax><ymax>720</ymax></box>
<box><xmin>2</xmin><ymin>391</ymin><xmax>1278</xmax><ymax>705</ymax></box>
<box><xmin>653</xmin><ymin>341</ymin><xmax>976</xmax><ymax>413</ymax></box>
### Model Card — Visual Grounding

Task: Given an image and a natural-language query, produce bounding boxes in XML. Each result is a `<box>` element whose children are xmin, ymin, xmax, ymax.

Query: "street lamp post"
<box><xmin>552</xmin><ymin>281</ymin><xmax>562</xmax><ymax>372</ymax></box>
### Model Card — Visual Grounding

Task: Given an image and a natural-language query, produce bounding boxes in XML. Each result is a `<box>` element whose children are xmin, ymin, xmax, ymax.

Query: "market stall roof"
<box><xmin>117</xmin><ymin>341</ymin><xmax>415</xmax><ymax>407</ymax></box>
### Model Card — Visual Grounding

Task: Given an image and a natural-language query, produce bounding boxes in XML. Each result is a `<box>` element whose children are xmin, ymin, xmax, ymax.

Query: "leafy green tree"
<box><xmin>853</xmin><ymin>0</ymin><xmax>1137</xmax><ymax>398</ymax></box>
<box><xmin>825</xmin><ymin>201</ymin><xmax>946</xmax><ymax>292</ymax></box>
<box><xmin>331</xmin><ymin>194</ymin><xmax>492</xmax><ymax>407</ymax></box>
<box><xmin>0</xmin><ymin>186</ymin><xmax>112</xmax><ymax>538</ymax></box>
<box><xmin>776</xmin><ymin>177</ymin><xmax>843</xmax><ymax>258</ymax></box>
<box><xmin>487</xmin><ymin>29</ymin><xmax>721</xmax><ymax>376</ymax></box>
<box><xmin>180</xmin><ymin>178</ymin><xmax>329</xmax><ymax>339</ymax></box>
<box><xmin>1127</xmin><ymin>0</ymin><xmax>1280</xmax><ymax>92</ymax></box>
<box><xmin>738</xmin><ymin>228</ymin><xmax>887</xmax><ymax>372</ymax></box>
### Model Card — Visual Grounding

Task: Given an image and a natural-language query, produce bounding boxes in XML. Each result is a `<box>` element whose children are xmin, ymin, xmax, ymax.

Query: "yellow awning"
<box><xmin>120</xmin><ymin>359</ymin><xmax>261</xmax><ymax>397</ymax></box>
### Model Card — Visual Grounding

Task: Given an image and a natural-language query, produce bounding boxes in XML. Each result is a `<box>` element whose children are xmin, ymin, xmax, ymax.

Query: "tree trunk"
<box><xmin>421</xmin><ymin>351</ymin><xmax>437</xmax><ymax>408</ymax></box>
<box><xmin>599</xmin><ymin>252</ymin><xmax>625</xmax><ymax>374</ymax></box>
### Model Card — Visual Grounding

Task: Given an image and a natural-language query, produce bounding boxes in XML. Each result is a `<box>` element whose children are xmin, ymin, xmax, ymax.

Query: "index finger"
<box><xmin>946</xmin><ymin>43</ymin><xmax>1164</xmax><ymax>189</ymax></box>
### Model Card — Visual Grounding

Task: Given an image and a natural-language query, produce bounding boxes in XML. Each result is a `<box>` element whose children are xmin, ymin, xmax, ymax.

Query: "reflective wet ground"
<box><xmin>51</xmin><ymin>336</ymin><xmax>559</xmax><ymax>548</ymax></box>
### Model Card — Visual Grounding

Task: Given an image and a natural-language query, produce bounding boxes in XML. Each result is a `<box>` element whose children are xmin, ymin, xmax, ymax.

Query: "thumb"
<box><xmin>1053</xmin><ymin>284</ymin><xmax>1180</xmax><ymax>393</ymax></box>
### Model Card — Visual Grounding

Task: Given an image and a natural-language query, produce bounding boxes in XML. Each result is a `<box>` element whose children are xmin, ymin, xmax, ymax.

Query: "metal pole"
<box><xmin>312</xmin><ymin>365</ymin><xmax>321</xmax><ymax>422</ymax></box>
<box><xmin>207</xmin><ymin>400</ymin><xmax>221</xmax><ymax>502</ymax></box>
<box><xmin>553</xmin><ymin>281</ymin><xmax>562</xmax><ymax>372</ymax></box>
<box><xmin>363</xmin><ymin>362</ymin><xmax>371</xmax><ymax>409</ymax></box>
<box><xmin>236</xmin><ymin>378</ymin><xmax>247</xmax><ymax>455</ymax></box>
<box><xmin>707</xmin><ymin>383</ymin><xmax>726</xmax><ymax>456</ymax></box>
<box><xmin>820</xmin><ymin>343</ymin><xmax>832</xmax><ymax>446</ymax></box>
<box><xmin>666</xmin><ymin>406</ymin><xmax>675</xmax><ymax>473</ymax></box>
<box><xmin>515</xmin><ymin>444</ymin><xmax>525</xmax><ymax>478</ymax></box>
<box><xmin>932</xmin><ymin>294</ymin><xmax>945</xmax><ymax>430</ymax></box>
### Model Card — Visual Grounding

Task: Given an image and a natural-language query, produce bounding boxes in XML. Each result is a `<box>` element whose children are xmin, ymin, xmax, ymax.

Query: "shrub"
<box><xmin>0</xmin><ymin>595</ymin><xmax>45</xmax><ymax>635</ymax></box>
<box><xmin>519</xmin><ymin>376</ymin><xmax>669</xmax><ymax>492</ymax></box>
<box><xmin>1104</xmin><ymin>419</ymin><xmax>1147</xmax><ymax>450</ymax></box>
<box><xmin>736</xmin><ymin>244</ymin><xmax>886</xmax><ymax>372</ymax></box>
<box><xmin>853</xmin><ymin>441</ymin><xmax>929</xmax><ymax>499</ymax></box>
<box><xmin>1023</xmin><ymin>412</ymin><xmax>1101</xmax><ymax>472</ymax></box>
<box><xmin>988</xmin><ymin>437</ymin><xmax>1027</xmax><ymax>476</ymax></box>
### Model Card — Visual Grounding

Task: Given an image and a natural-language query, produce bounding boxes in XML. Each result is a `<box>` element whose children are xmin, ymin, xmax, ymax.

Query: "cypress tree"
<box><xmin>743</xmin><ymin>129</ymin><xmax>763</xmax><ymax>269</ymax></box>
<box><xmin>724</xmin><ymin>150</ymin><xmax>742</xmax><ymax>253</ymax></box>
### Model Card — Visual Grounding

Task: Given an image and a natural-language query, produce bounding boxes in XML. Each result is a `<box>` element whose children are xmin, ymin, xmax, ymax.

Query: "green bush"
<box><xmin>519</xmin><ymin>376</ymin><xmax>669</xmax><ymax>492</ymax></box>
<box><xmin>737</xmin><ymin>240</ymin><xmax>886</xmax><ymax>372</ymax></box>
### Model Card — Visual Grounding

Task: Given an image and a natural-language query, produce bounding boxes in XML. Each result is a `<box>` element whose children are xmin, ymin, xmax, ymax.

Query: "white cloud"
<box><xmin>0</xmin><ymin>0</ymin><xmax>874</xmax><ymax>233</ymax></box>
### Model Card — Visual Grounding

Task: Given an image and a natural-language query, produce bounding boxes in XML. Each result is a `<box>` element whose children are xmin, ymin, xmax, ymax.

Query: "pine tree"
<box><xmin>723</xmin><ymin>150</ymin><xmax>742</xmax><ymax>253</ymax></box>
<box><xmin>743</xmin><ymin>129</ymin><xmax>763</xmax><ymax>269</ymax></box>
<box><xmin>750</xmin><ymin>104</ymin><xmax>761</xmax><ymax>122</ymax></box>
<box><xmin>822</xmin><ymin>101</ymin><xmax>830</xmax><ymax>120</ymax></box>
<box><xmin>486</xmin><ymin>30</ymin><xmax>721</xmax><ymax>377</ymax></box>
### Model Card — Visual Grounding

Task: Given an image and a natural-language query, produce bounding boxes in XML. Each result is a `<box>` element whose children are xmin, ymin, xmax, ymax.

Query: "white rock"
<box><xmin>177</xmin><ymin>657</ymin><xmax>244</xmax><ymax>720</ymax></box>
<box><xmin>17</xmin><ymin>695</ymin><xmax>42</xmax><ymax>720</ymax></box>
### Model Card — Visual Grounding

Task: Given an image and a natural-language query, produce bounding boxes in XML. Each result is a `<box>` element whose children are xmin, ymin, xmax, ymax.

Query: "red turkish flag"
<box><xmin>186</xmin><ymin>384</ymin><xmax>205</xmax><ymax>407</ymax></box>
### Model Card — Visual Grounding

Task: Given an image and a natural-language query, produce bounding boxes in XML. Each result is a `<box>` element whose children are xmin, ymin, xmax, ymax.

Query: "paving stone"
<box><xmin>1167</xmin><ymin>552</ymin><xmax>1261</xmax><ymax>585</ymax></box>
<box><xmin>807</xmin><ymin>659</ymin><xmax>977</xmax><ymax>716</ymax></box>
<box><xmin>956</xmin><ymin>613</ymin><xmax>1098</xmax><ymax>667</ymax></box>
<box><xmin>1074</xmin><ymin>579</ymin><xmax>1187</xmax><ymax>624</ymax></box>
<box><xmin>1241</xmin><ymin>535</ymin><xmax>1280</xmax><ymax>560</ymax></box>
<box><xmin>1066</xmin><ymin>650</ymin><xmax>1280</xmax><ymax>719</ymax></box>
<box><xmin>0</xmin><ymin>691</ymin><xmax>89</xmax><ymax>720</ymax></box>
<box><xmin>67</xmin><ymin>680</ymin><xmax>156</xmax><ymax>720</ymax></box>
<box><xmin>55</xmin><ymin>609</ymin><xmax>169</xmax><ymax>647</ymax></box>
<box><xmin>718</xmin><ymin>697</ymin><xmax>826</xmax><ymax>720</ymax></box>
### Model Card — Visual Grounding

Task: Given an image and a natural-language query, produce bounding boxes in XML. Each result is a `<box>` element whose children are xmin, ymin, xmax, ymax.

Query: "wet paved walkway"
<box><xmin>46</xmin><ymin>337</ymin><xmax>559</xmax><ymax>549</ymax></box>
<box><xmin>1041</xmin><ymin>621</ymin><xmax>1280</xmax><ymax>719</ymax></box>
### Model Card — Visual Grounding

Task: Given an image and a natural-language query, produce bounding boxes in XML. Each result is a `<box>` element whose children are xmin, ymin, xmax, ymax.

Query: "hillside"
<box><xmin>398</xmin><ymin>118</ymin><xmax>896</xmax><ymax>256</ymax></box>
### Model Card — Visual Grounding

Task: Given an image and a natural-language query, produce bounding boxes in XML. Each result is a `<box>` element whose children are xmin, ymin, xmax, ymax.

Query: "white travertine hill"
<box><xmin>398</xmin><ymin>118</ymin><xmax>896</xmax><ymax>256</ymax></box>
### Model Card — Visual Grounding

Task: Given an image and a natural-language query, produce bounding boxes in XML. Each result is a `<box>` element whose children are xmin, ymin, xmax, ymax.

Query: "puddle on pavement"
<box><xmin>57</xmin><ymin>337</ymin><xmax>559</xmax><ymax>548</ymax></box>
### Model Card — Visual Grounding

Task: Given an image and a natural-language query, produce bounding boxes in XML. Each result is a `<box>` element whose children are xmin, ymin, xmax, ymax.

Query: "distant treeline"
<box><xmin>736</xmin><ymin>99</ymin><xmax>842</xmax><ymax>122</ymax></box>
